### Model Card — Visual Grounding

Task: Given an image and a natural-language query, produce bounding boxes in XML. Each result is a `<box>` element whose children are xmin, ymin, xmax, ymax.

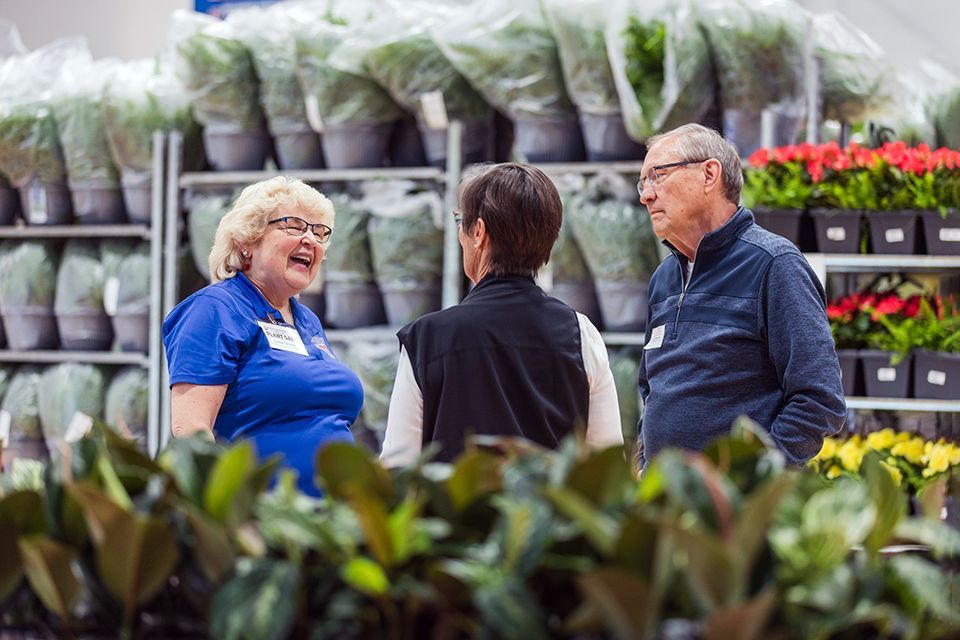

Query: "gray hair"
<box><xmin>208</xmin><ymin>176</ymin><xmax>335</xmax><ymax>282</ymax></box>
<box><xmin>646</xmin><ymin>124</ymin><xmax>743</xmax><ymax>204</ymax></box>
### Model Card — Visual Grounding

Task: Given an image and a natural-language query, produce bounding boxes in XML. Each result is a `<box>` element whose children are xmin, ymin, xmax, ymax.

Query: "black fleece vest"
<box><xmin>397</xmin><ymin>275</ymin><xmax>589</xmax><ymax>462</ymax></box>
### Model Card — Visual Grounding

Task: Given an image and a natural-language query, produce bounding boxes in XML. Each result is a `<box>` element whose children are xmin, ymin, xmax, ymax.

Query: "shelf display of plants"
<box><xmin>1</xmin><ymin>420</ymin><xmax>958</xmax><ymax>638</ymax></box>
<box><xmin>745</xmin><ymin>141</ymin><xmax>960</xmax><ymax>255</ymax></box>
<box><xmin>828</xmin><ymin>283</ymin><xmax>960</xmax><ymax>399</ymax></box>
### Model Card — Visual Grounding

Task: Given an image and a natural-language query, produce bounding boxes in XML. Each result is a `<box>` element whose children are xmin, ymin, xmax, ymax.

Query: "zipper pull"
<box><xmin>678</xmin><ymin>291</ymin><xmax>685</xmax><ymax>308</ymax></box>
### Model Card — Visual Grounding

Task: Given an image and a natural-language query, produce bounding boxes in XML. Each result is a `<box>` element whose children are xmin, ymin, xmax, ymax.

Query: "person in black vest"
<box><xmin>380</xmin><ymin>162</ymin><xmax>624</xmax><ymax>466</ymax></box>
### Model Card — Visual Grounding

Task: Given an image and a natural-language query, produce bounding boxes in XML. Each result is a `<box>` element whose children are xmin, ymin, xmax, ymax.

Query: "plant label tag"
<box><xmin>826</xmin><ymin>227</ymin><xmax>846</xmax><ymax>242</ymax></box>
<box><xmin>940</xmin><ymin>228</ymin><xmax>960</xmax><ymax>242</ymax></box>
<box><xmin>877</xmin><ymin>367</ymin><xmax>897</xmax><ymax>382</ymax></box>
<box><xmin>305</xmin><ymin>94</ymin><xmax>324</xmax><ymax>133</ymax></box>
<box><xmin>420</xmin><ymin>91</ymin><xmax>449</xmax><ymax>130</ymax></box>
<box><xmin>884</xmin><ymin>228</ymin><xmax>905</xmax><ymax>243</ymax></box>
<box><xmin>927</xmin><ymin>369</ymin><xmax>947</xmax><ymax>386</ymax></box>
<box><xmin>64</xmin><ymin>412</ymin><xmax>94</xmax><ymax>443</ymax></box>
<box><xmin>0</xmin><ymin>410</ymin><xmax>10</xmax><ymax>446</ymax></box>
<box><xmin>27</xmin><ymin>178</ymin><xmax>47</xmax><ymax>224</ymax></box>
<box><xmin>644</xmin><ymin>325</ymin><xmax>665</xmax><ymax>350</ymax></box>
<box><xmin>258</xmin><ymin>321</ymin><xmax>308</xmax><ymax>356</ymax></box>
<box><xmin>103</xmin><ymin>277</ymin><xmax>120</xmax><ymax>316</ymax></box>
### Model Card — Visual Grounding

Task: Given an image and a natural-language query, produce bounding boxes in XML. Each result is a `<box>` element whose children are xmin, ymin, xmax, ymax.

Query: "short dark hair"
<box><xmin>458</xmin><ymin>163</ymin><xmax>562</xmax><ymax>277</ymax></box>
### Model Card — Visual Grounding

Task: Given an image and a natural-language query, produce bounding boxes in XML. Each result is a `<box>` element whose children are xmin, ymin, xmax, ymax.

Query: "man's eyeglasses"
<box><xmin>268</xmin><ymin>216</ymin><xmax>333</xmax><ymax>244</ymax></box>
<box><xmin>452</xmin><ymin>208</ymin><xmax>463</xmax><ymax>227</ymax></box>
<box><xmin>637</xmin><ymin>159</ymin><xmax>707</xmax><ymax>195</ymax></box>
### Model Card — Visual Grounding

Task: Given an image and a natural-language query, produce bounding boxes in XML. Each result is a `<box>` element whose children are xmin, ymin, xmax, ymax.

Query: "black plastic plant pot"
<box><xmin>324</xmin><ymin>280</ymin><xmax>386</xmax><ymax>328</ymax></box>
<box><xmin>512</xmin><ymin>115</ymin><xmax>586</xmax><ymax>163</ymax></box>
<box><xmin>595</xmin><ymin>279</ymin><xmax>648</xmax><ymax>332</ymax></box>
<box><xmin>0</xmin><ymin>182</ymin><xmax>21</xmax><ymax>225</ymax></box>
<box><xmin>417</xmin><ymin>117</ymin><xmax>493</xmax><ymax>169</ymax></box>
<box><xmin>321</xmin><ymin>123</ymin><xmax>392</xmax><ymax>170</ymax></box>
<box><xmin>752</xmin><ymin>207</ymin><xmax>804</xmax><ymax>246</ymax></box>
<box><xmin>1</xmin><ymin>436</ymin><xmax>49</xmax><ymax>469</ymax></box>
<box><xmin>920</xmin><ymin>209</ymin><xmax>960</xmax><ymax>256</ymax></box>
<box><xmin>381</xmin><ymin>282</ymin><xmax>441</xmax><ymax>326</ymax></box>
<box><xmin>70</xmin><ymin>180</ymin><xmax>128</xmax><ymax>224</ymax></box>
<box><xmin>579</xmin><ymin>112</ymin><xmax>645</xmax><ymax>162</ymax></box>
<box><xmin>866</xmin><ymin>210</ymin><xmax>919</xmax><ymax>255</ymax></box>
<box><xmin>860</xmin><ymin>349</ymin><xmax>912</xmax><ymax>398</ymax></box>
<box><xmin>120</xmin><ymin>172</ymin><xmax>152</xmax><ymax>225</ymax></box>
<box><xmin>18</xmin><ymin>179</ymin><xmax>73</xmax><ymax>225</ymax></box>
<box><xmin>2</xmin><ymin>308</ymin><xmax>59</xmax><ymax>350</ymax></box>
<box><xmin>810</xmin><ymin>208</ymin><xmax>862</xmax><ymax>253</ymax></box>
<box><xmin>835</xmin><ymin>348</ymin><xmax>861</xmax><ymax>397</ymax></box>
<box><xmin>913</xmin><ymin>350</ymin><xmax>960</xmax><ymax>400</ymax></box>
<box><xmin>272</xmin><ymin>125</ymin><xmax>325</xmax><ymax>171</ymax></box>
<box><xmin>388</xmin><ymin>118</ymin><xmax>428</xmax><ymax>168</ymax></box>
<box><xmin>112</xmin><ymin>308</ymin><xmax>149</xmax><ymax>353</ymax></box>
<box><xmin>551</xmin><ymin>280</ymin><xmax>602</xmax><ymax>328</ymax></box>
<box><xmin>56</xmin><ymin>310</ymin><xmax>114</xmax><ymax>351</ymax></box>
<box><xmin>202</xmin><ymin>126</ymin><xmax>271</xmax><ymax>171</ymax></box>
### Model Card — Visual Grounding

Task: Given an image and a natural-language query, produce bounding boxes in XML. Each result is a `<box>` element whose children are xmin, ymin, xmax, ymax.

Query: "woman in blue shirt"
<box><xmin>162</xmin><ymin>176</ymin><xmax>363</xmax><ymax>496</ymax></box>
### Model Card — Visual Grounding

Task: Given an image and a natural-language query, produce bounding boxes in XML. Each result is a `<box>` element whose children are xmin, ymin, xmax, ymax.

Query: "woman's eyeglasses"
<box><xmin>452</xmin><ymin>208</ymin><xmax>463</xmax><ymax>227</ymax></box>
<box><xmin>269</xmin><ymin>216</ymin><xmax>333</xmax><ymax>244</ymax></box>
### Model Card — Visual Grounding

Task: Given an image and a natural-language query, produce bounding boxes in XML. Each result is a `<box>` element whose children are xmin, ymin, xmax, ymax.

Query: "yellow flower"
<box><xmin>838</xmin><ymin>439</ymin><xmax>865</xmax><ymax>472</ymax></box>
<box><xmin>895</xmin><ymin>431</ymin><xmax>912</xmax><ymax>443</ymax></box>
<box><xmin>817</xmin><ymin>437</ymin><xmax>838</xmax><ymax>460</ymax></box>
<box><xmin>881</xmin><ymin>461</ymin><xmax>903</xmax><ymax>485</ymax></box>
<box><xmin>826</xmin><ymin>465</ymin><xmax>842</xmax><ymax>480</ymax></box>
<box><xmin>891</xmin><ymin>437</ymin><xmax>925</xmax><ymax>465</ymax></box>
<box><xmin>923</xmin><ymin>443</ymin><xmax>954</xmax><ymax>478</ymax></box>
<box><xmin>866</xmin><ymin>428</ymin><xmax>897</xmax><ymax>451</ymax></box>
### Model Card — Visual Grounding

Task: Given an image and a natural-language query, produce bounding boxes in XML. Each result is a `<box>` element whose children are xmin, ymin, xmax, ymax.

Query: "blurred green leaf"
<box><xmin>349</xmin><ymin>490</ymin><xmax>394</xmax><ymax>568</ymax></box>
<box><xmin>577</xmin><ymin>567</ymin><xmax>655</xmax><ymax>639</ymax></box>
<box><xmin>733</xmin><ymin>473</ymin><xmax>797</xmax><ymax>582</ymax></box>
<box><xmin>861</xmin><ymin>452</ymin><xmax>905</xmax><ymax>554</ymax></box>
<box><xmin>0</xmin><ymin>516</ymin><xmax>23</xmax><ymax>602</ymax></box>
<box><xmin>564</xmin><ymin>446</ymin><xmax>633</xmax><ymax>508</ymax></box>
<box><xmin>181</xmin><ymin>500</ymin><xmax>235</xmax><ymax>583</ymax></box>
<box><xmin>446</xmin><ymin>448</ymin><xmax>503</xmax><ymax>513</ymax></box>
<box><xmin>474</xmin><ymin>575</ymin><xmax>548</xmax><ymax>640</ymax></box>
<box><xmin>494</xmin><ymin>498</ymin><xmax>552</xmax><ymax>576</ymax></box>
<box><xmin>889</xmin><ymin>554</ymin><xmax>960</xmax><ymax>625</ymax></box>
<box><xmin>316</xmin><ymin>442</ymin><xmax>393</xmax><ymax>502</ymax></box>
<box><xmin>661</xmin><ymin>520</ymin><xmax>734</xmax><ymax>610</ymax></box>
<box><xmin>803</xmin><ymin>481</ymin><xmax>875</xmax><ymax>549</ymax></box>
<box><xmin>893</xmin><ymin>518</ymin><xmax>960</xmax><ymax>559</ymax></box>
<box><xmin>543</xmin><ymin>485</ymin><xmax>616</xmax><ymax>555</ymax></box>
<box><xmin>158</xmin><ymin>435</ymin><xmax>224</xmax><ymax>505</ymax></box>
<box><xmin>340</xmin><ymin>556</ymin><xmax>390</xmax><ymax>596</ymax></box>
<box><xmin>203</xmin><ymin>442</ymin><xmax>277</xmax><ymax>531</ymax></box>
<box><xmin>210</xmin><ymin>558</ymin><xmax>300</xmax><ymax>640</ymax></box>
<box><xmin>19</xmin><ymin>535</ymin><xmax>81</xmax><ymax>621</ymax></box>
<box><xmin>0</xmin><ymin>490</ymin><xmax>47</xmax><ymax>535</ymax></box>
<box><xmin>704</xmin><ymin>587</ymin><xmax>777</xmax><ymax>640</ymax></box>
<box><xmin>67</xmin><ymin>480</ymin><xmax>128</xmax><ymax>547</ymax></box>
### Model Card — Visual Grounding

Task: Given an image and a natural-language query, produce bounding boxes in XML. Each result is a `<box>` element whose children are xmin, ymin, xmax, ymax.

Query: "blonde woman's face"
<box><xmin>244</xmin><ymin>206</ymin><xmax>327</xmax><ymax>304</ymax></box>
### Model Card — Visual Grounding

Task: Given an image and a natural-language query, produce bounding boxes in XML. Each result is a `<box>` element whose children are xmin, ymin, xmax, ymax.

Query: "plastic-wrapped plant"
<box><xmin>290</xmin><ymin>0</ymin><xmax>404</xmax><ymax>126</ymax></box>
<box><xmin>170</xmin><ymin>10</ymin><xmax>263</xmax><ymax>131</ymax></box>
<box><xmin>431</xmin><ymin>0</ymin><xmax>576</xmax><ymax>121</ymax></box>
<box><xmin>328</xmin><ymin>0</ymin><xmax>491</xmax><ymax>126</ymax></box>
<box><xmin>103</xmin><ymin>57</ymin><xmax>202</xmax><ymax>175</ymax></box>
<box><xmin>567</xmin><ymin>172</ymin><xmax>661</xmax><ymax>281</ymax></box>
<box><xmin>52</xmin><ymin>57</ymin><xmax>121</xmax><ymax>185</ymax></box>
<box><xmin>37</xmin><ymin>363</ymin><xmax>107</xmax><ymax>443</ymax></box>
<box><xmin>324</xmin><ymin>192</ymin><xmax>376</xmax><ymax>283</ymax></box>
<box><xmin>342</xmin><ymin>341</ymin><xmax>400</xmax><ymax>438</ymax></box>
<box><xmin>116</xmin><ymin>241</ymin><xmax>151</xmax><ymax>311</ymax></box>
<box><xmin>54</xmin><ymin>239</ymin><xmax>106</xmax><ymax>313</ymax></box>
<box><xmin>226</xmin><ymin>4</ymin><xmax>311</xmax><ymax>133</ymax></box>
<box><xmin>105</xmin><ymin>366</ymin><xmax>148</xmax><ymax>446</ymax></box>
<box><xmin>813</xmin><ymin>12</ymin><xmax>890</xmax><ymax>125</ymax></box>
<box><xmin>548</xmin><ymin>174</ymin><xmax>593</xmax><ymax>285</ymax></box>
<box><xmin>363</xmin><ymin>180</ymin><xmax>444</xmax><ymax>288</ymax></box>
<box><xmin>608</xmin><ymin>347</ymin><xmax>642</xmax><ymax>444</ymax></box>
<box><xmin>0</xmin><ymin>240</ymin><xmax>59</xmax><ymax>309</ymax></box>
<box><xmin>0</xmin><ymin>38</ymin><xmax>87</xmax><ymax>186</ymax></box>
<box><xmin>187</xmin><ymin>191</ymin><xmax>233</xmax><ymax>281</ymax></box>
<box><xmin>1</xmin><ymin>366</ymin><xmax>43</xmax><ymax>440</ymax></box>
<box><xmin>542</xmin><ymin>0</ymin><xmax>619</xmax><ymax>117</ymax></box>
<box><xmin>607</xmin><ymin>0</ymin><xmax>714</xmax><ymax>141</ymax></box>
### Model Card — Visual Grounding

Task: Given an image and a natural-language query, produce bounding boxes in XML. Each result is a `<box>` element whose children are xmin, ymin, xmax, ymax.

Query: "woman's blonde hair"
<box><xmin>208</xmin><ymin>176</ymin><xmax>335</xmax><ymax>282</ymax></box>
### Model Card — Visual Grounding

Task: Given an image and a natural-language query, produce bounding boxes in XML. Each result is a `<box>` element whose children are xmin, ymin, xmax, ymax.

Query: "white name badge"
<box><xmin>644</xmin><ymin>324</ymin><xmax>665</xmax><ymax>350</ymax></box>
<box><xmin>258</xmin><ymin>321</ymin><xmax>308</xmax><ymax>356</ymax></box>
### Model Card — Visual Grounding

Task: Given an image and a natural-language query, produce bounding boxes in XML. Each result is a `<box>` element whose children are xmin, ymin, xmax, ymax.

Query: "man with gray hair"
<box><xmin>636</xmin><ymin>123</ymin><xmax>845</xmax><ymax>467</ymax></box>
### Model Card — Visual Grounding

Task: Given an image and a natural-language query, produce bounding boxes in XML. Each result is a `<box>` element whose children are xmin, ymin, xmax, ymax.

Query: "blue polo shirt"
<box><xmin>162</xmin><ymin>272</ymin><xmax>363</xmax><ymax>495</ymax></box>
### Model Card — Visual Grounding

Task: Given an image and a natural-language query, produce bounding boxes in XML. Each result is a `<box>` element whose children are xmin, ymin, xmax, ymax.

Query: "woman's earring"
<box><xmin>241</xmin><ymin>250</ymin><xmax>249</xmax><ymax>257</ymax></box>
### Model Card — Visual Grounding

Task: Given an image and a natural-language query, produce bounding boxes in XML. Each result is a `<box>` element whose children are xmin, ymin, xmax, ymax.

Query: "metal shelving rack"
<box><xmin>158</xmin><ymin>122</ymin><xmax>465</xmax><ymax>448</ymax></box>
<box><xmin>0</xmin><ymin>131</ymin><xmax>166</xmax><ymax>456</ymax></box>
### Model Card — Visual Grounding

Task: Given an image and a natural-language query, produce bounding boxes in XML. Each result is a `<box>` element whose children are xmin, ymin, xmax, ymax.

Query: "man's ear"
<box><xmin>473</xmin><ymin>217</ymin><xmax>487</xmax><ymax>247</ymax></box>
<box><xmin>702</xmin><ymin>158</ymin><xmax>724</xmax><ymax>194</ymax></box>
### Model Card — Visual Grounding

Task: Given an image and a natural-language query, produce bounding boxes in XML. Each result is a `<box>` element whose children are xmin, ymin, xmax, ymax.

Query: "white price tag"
<box><xmin>305</xmin><ymin>94</ymin><xmax>324</xmax><ymax>133</ymax></box>
<box><xmin>258</xmin><ymin>321</ymin><xmax>308</xmax><ymax>356</ymax></box>
<box><xmin>644</xmin><ymin>325</ymin><xmax>665</xmax><ymax>350</ymax></box>
<box><xmin>939</xmin><ymin>228</ymin><xmax>960</xmax><ymax>242</ymax></box>
<box><xmin>420</xmin><ymin>90</ymin><xmax>449</xmax><ymax>130</ymax></box>
<box><xmin>27</xmin><ymin>178</ymin><xmax>47</xmax><ymax>224</ymax></box>
<box><xmin>884</xmin><ymin>228</ymin><xmax>905</xmax><ymax>243</ymax></box>
<box><xmin>927</xmin><ymin>369</ymin><xmax>947</xmax><ymax>386</ymax></box>
<box><xmin>64</xmin><ymin>412</ymin><xmax>94</xmax><ymax>443</ymax></box>
<box><xmin>825</xmin><ymin>227</ymin><xmax>846</xmax><ymax>242</ymax></box>
<box><xmin>0</xmin><ymin>410</ymin><xmax>11</xmax><ymax>446</ymax></box>
<box><xmin>103</xmin><ymin>277</ymin><xmax>120</xmax><ymax>316</ymax></box>
<box><xmin>877</xmin><ymin>367</ymin><xmax>897</xmax><ymax>382</ymax></box>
